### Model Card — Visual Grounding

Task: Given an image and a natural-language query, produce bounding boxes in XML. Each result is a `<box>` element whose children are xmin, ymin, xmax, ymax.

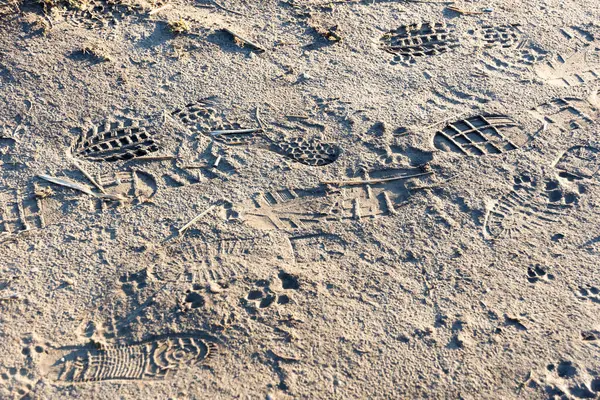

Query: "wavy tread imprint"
<box><xmin>49</xmin><ymin>335</ymin><xmax>217</xmax><ymax>383</ymax></box>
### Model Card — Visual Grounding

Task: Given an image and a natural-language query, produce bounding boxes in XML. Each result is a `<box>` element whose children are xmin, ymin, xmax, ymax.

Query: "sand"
<box><xmin>0</xmin><ymin>0</ymin><xmax>599</xmax><ymax>398</ymax></box>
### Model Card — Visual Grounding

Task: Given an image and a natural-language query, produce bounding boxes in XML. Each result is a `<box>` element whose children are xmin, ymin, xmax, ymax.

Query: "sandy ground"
<box><xmin>0</xmin><ymin>0</ymin><xmax>599</xmax><ymax>398</ymax></box>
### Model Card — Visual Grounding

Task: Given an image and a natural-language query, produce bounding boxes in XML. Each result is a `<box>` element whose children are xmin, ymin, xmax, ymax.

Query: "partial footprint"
<box><xmin>535</xmin><ymin>49</ymin><xmax>600</xmax><ymax>87</ymax></box>
<box><xmin>553</xmin><ymin>145</ymin><xmax>600</xmax><ymax>181</ymax></box>
<box><xmin>483</xmin><ymin>173</ymin><xmax>577</xmax><ymax>239</ymax></box>
<box><xmin>379</xmin><ymin>22</ymin><xmax>460</xmax><ymax>63</ymax></box>
<box><xmin>39</xmin><ymin>334</ymin><xmax>218</xmax><ymax>383</ymax></box>
<box><xmin>172</xmin><ymin>101</ymin><xmax>341</xmax><ymax>167</ymax></box>
<box><xmin>0</xmin><ymin>171</ymin><xmax>156</xmax><ymax>242</ymax></box>
<box><xmin>72</xmin><ymin>118</ymin><xmax>160</xmax><ymax>162</ymax></box>
<box><xmin>235</xmin><ymin>167</ymin><xmax>437</xmax><ymax>231</ymax></box>
<box><xmin>380</xmin><ymin>22</ymin><xmax>523</xmax><ymax>64</ymax></box>
<box><xmin>466</xmin><ymin>24</ymin><xmax>522</xmax><ymax>49</ymax></box>
<box><xmin>432</xmin><ymin>115</ymin><xmax>529</xmax><ymax>157</ymax></box>
<box><xmin>529</xmin><ymin>92</ymin><xmax>600</xmax><ymax>132</ymax></box>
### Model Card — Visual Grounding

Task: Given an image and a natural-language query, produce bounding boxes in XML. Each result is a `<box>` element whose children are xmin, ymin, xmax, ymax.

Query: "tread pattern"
<box><xmin>531</xmin><ymin>96</ymin><xmax>600</xmax><ymax>131</ymax></box>
<box><xmin>0</xmin><ymin>188</ymin><xmax>45</xmax><ymax>237</ymax></box>
<box><xmin>535</xmin><ymin>49</ymin><xmax>600</xmax><ymax>87</ymax></box>
<box><xmin>554</xmin><ymin>145</ymin><xmax>600</xmax><ymax>180</ymax></box>
<box><xmin>73</xmin><ymin>120</ymin><xmax>159</xmax><ymax>162</ymax></box>
<box><xmin>484</xmin><ymin>174</ymin><xmax>575</xmax><ymax>239</ymax></box>
<box><xmin>50</xmin><ymin>335</ymin><xmax>217</xmax><ymax>383</ymax></box>
<box><xmin>433</xmin><ymin>115</ymin><xmax>525</xmax><ymax>156</ymax></box>
<box><xmin>469</xmin><ymin>25</ymin><xmax>522</xmax><ymax>49</ymax></box>
<box><xmin>380</xmin><ymin>22</ymin><xmax>460</xmax><ymax>62</ymax></box>
<box><xmin>271</xmin><ymin>138</ymin><xmax>340</xmax><ymax>166</ymax></box>
<box><xmin>239</xmin><ymin>169</ymin><xmax>435</xmax><ymax>230</ymax></box>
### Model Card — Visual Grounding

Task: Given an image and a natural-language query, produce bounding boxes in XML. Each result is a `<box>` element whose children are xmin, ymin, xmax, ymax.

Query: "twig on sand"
<box><xmin>446</xmin><ymin>5</ymin><xmax>483</xmax><ymax>15</ymax></box>
<box><xmin>148</xmin><ymin>3</ymin><xmax>172</xmax><ymax>15</ymax></box>
<box><xmin>321</xmin><ymin>172</ymin><xmax>433</xmax><ymax>186</ymax></box>
<box><xmin>212</xmin><ymin>0</ymin><xmax>245</xmax><ymax>16</ymax></box>
<box><xmin>38</xmin><ymin>174</ymin><xmax>97</xmax><ymax>197</ymax></box>
<box><xmin>255</xmin><ymin>106</ymin><xmax>266</xmax><ymax>129</ymax></box>
<box><xmin>133</xmin><ymin>155</ymin><xmax>177</xmax><ymax>161</ymax></box>
<box><xmin>38</xmin><ymin>174</ymin><xmax>125</xmax><ymax>201</ymax></box>
<box><xmin>223</xmin><ymin>28</ymin><xmax>266</xmax><ymax>52</ymax></box>
<box><xmin>208</xmin><ymin>128</ymin><xmax>262</xmax><ymax>136</ymax></box>
<box><xmin>178</xmin><ymin>204</ymin><xmax>217</xmax><ymax>236</ymax></box>
<box><xmin>72</xmin><ymin>159</ymin><xmax>105</xmax><ymax>193</ymax></box>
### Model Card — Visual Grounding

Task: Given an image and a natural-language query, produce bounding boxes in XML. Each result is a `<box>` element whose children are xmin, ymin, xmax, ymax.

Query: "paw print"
<box><xmin>244</xmin><ymin>271</ymin><xmax>299</xmax><ymax>310</ymax></box>
<box><xmin>119</xmin><ymin>269</ymin><xmax>149</xmax><ymax>296</ymax></box>
<box><xmin>581</xmin><ymin>330</ymin><xmax>600</xmax><ymax>342</ymax></box>
<box><xmin>526</xmin><ymin>265</ymin><xmax>555</xmax><ymax>284</ymax></box>
<box><xmin>538</xmin><ymin>361</ymin><xmax>600</xmax><ymax>399</ymax></box>
<box><xmin>182</xmin><ymin>284</ymin><xmax>206</xmax><ymax>311</ymax></box>
<box><xmin>0</xmin><ymin>367</ymin><xmax>38</xmax><ymax>400</ymax></box>
<box><xmin>544</xmin><ymin>179</ymin><xmax>579</xmax><ymax>207</ymax></box>
<box><xmin>513</xmin><ymin>173</ymin><xmax>537</xmax><ymax>191</ymax></box>
<box><xmin>576</xmin><ymin>286</ymin><xmax>600</xmax><ymax>303</ymax></box>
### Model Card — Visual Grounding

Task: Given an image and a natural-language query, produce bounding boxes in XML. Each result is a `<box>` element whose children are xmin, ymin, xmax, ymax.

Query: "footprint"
<box><xmin>60</xmin><ymin>0</ymin><xmax>139</xmax><ymax>30</ymax></box>
<box><xmin>0</xmin><ymin>171</ymin><xmax>156</xmax><ymax>243</ymax></box>
<box><xmin>38</xmin><ymin>334</ymin><xmax>218</xmax><ymax>383</ymax></box>
<box><xmin>380</xmin><ymin>22</ymin><xmax>525</xmax><ymax>65</ymax></box>
<box><xmin>172</xmin><ymin>101</ymin><xmax>341</xmax><ymax>167</ymax></box>
<box><xmin>483</xmin><ymin>173</ymin><xmax>575</xmax><ymax>239</ymax></box>
<box><xmin>529</xmin><ymin>92</ymin><xmax>600</xmax><ymax>132</ymax></box>
<box><xmin>576</xmin><ymin>286</ymin><xmax>600</xmax><ymax>304</ymax></box>
<box><xmin>235</xmin><ymin>167</ymin><xmax>437</xmax><ymax>231</ymax></box>
<box><xmin>432</xmin><ymin>114</ymin><xmax>529</xmax><ymax>157</ymax></box>
<box><xmin>535</xmin><ymin>49</ymin><xmax>600</xmax><ymax>88</ymax></box>
<box><xmin>244</xmin><ymin>271</ymin><xmax>300</xmax><ymax>310</ymax></box>
<box><xmin>466</xmin><ymin>24</ymin><xmax>522</xmax><ymax>49</ymax></box>
<box><xmin>94</xmin><ymin>170</ymin><xmax>157</xmax><ymax>206</ymax></box>
<box><xmin>553</xmin><ymin>145</ymin><xmax>600</xmax><ymax>181</ymax></box>
<box><xmin>379</xmin><ymin>22</ymin><xmax>460</xmax><ymax>63</ymax></box>
<box><xmin>72</xmin><ymin>118</ymin><xmax>160</xmax><ymax>162</ymax></box>
<box><xmin>527</xmin><ymin>265</ymin><xmax>555</xmax><ymax>283</ymax></box>
<box><xmin>532</xmin><ymin>361</ymin><xmax>600</xmax><ymax>399</ymax></box>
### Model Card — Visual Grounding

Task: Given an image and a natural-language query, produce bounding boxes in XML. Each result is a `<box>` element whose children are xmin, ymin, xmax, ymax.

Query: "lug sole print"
<box><xmin>484</xmin><ymin>172</ymin><xmax>582</xmax><ymax>239</ymax></box>
<box><xmin>235</xmin><ymin>168</ymin><xmax>437</xmax><ymax>230</ymax></box>
<box><xmin>379</xmin><ymin>22</ymin><xmax>460</xmax><ymax>62</ymax></box>
<box><xmin>58</xmin><ymin>0</ymin><xmax>140</xmax><ymax>30</ymax></box>
<box><xmin>467</xmin><ymin>25</ymin><xmax>522</xmax><ymax>49</ymax></box>
<box><xmin>41</xmin><ymin>334</ymin><xmax>217</xmax><ymax>383</ymax></box>
<box><xmin>73</xmin><ymin>119</ymin><xmax>160</xmax><ymax>162</ymax></box>
<box><xmin>163</xmin><ymin>234</ymin><xmax>295</xmax><ymax>283</ymax></box>
<box><xmin>432</xmin><ymin>115</ymin><xmax>528</xmax><ymax>156</ymax></box>
<box><xmin>172</xmin><ymin>102</ymin><xmax>341</xmax><ymax>167</ymax></box>
<box><xmin>380</xmin><ymin>23</ymin><xmax>523</xmax><ymax>63</ymax></box>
